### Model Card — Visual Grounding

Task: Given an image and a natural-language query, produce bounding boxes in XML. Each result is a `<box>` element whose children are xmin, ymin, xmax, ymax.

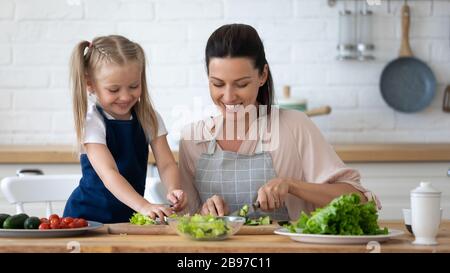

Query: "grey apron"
<box><xmin>195</xmin><ymin>121</ymin><xmax>289</xmax><ymax>220</ymax></box>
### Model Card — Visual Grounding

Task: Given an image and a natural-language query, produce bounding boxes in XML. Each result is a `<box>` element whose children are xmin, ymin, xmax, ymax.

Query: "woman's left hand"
<box><xmin>166</xmin><ymin>189</ymin><xmax>187</xmax><ymax>211</ymax></box>
<box><xmin>257</xmin><ymin>178</ymin><xmax>290</xmax><ymax>211</ymax></box>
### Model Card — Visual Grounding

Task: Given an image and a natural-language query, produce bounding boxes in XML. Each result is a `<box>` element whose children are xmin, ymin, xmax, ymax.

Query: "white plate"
<box><xmin>0</xmin><ymin>221</ymin><xmax>103</xmax><ymax>238</ymax></box>
<box><xmin>274</xmin><ymin>228</ymin><xmax>404</xmax><ymax>245</ymax></box>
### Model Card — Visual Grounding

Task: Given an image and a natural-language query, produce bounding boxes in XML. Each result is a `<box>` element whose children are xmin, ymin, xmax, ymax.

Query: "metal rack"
<box><xmin>328</xmin><ymin>0</ymin><xmax>436</xmax><ymax>9</ymax></box>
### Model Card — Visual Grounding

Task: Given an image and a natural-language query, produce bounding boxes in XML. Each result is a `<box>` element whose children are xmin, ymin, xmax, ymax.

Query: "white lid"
<box><xmin>411</xmin><ymin>182</ymin><xmax>441</xmax><ymax>196</ymax></box>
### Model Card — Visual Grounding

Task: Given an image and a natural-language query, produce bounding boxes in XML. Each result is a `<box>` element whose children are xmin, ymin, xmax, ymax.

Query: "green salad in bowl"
<box><xmin>167</xmin><ymin>214</ymin><xmax>245</xmax><ymax>241</ymax></box>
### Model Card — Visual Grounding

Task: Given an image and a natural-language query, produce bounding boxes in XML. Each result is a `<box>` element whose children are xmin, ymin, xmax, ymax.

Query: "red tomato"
<box><xmin>77</xmin><ymin>219</ymin><xmax>88</xmax><ymax>227</ymax></box>
<box><xmin>50</xmin><ymin>218</ymin><xmax>60</xmax><ymax>225</ymax></box>
<box><xmin>40</xmin><ymin>218</ymin><xmax>49</xmax><ymax>224</ymax></box>
<box><xmin>49</xmin><ymin>214</ymin><xmax>60</xmax><ymax>221</ymax></box>
<box><xmin>39</xmin><ymin>223</ymin><xmax>50</xmax><ymax>230</ymax></box>
<box><xmin>62</xmin><ymin>217</ymin><xmax>74</xmax><ymax>224</ymax></box>
<box><xmin>50</xmin><ymin>222</ymin><xmax>60</xmax><ymax>229</ymax></box>
<box><xmin>72</xmin><ymin>220</ymin><xmax>83</xmax><ymax>228</ymax></box>
<box><xmin>59</xmin><ymin>221</ymin><xmax>68</xmax><ymax>229</ymax></box>
<box><xmin>68</xmin><ymin>222</ymin><xmax>77</xmax><ymax>229</ymax></box>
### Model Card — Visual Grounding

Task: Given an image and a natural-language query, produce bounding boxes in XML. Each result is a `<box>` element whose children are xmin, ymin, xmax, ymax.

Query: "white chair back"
<box><xmin>144</xmin><ymin>177</ymin><xmax>168</xmax><ymax>204</ymax></box>
<box><xmin>0</xmin><ymin>174</ymin><xmax>81</xmax><ymax>217</ymax></box>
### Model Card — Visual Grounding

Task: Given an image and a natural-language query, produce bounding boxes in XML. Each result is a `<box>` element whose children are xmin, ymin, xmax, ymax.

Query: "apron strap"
<box><xmin>206</xmin><ymin>138</ymin><xmax>217</xmax><ymax>154</ymax></box>
<box><xmin>95</xmin><ymin>104</ymin><xmax>108</xmax><ymax>120</ymax></box>
<box><xmin>206</xmin><ymin>116</ymin><xmax>267</xmax><ymax>155</ymax></box>
<box><xmin>205</xmin><ymin>117</ymin><xmax>225</xmax><ymax>155</ymax></box>
<box><xmin>254</xmin><ymin>117</ymin><xmax>267</xmax><ymax>154</ymax></box>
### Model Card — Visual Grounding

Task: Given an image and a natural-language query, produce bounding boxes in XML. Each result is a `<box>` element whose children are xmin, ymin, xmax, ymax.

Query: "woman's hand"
<box><xmin>166</xmin><ymin>189</ymin><xmax>187</xmax><ymax>211</ymax></box>
<box><xmin>200</xmin><ymin>195</ymin><xmax>229</xmax><ymax>216</ymax></box>
<box><xmin>257</xmin><ymin>178</ymin><xmax>290</xmax><ymax>211</ymax></box>
<box><xmin>139</xmin><ymin>203</ymin><xmax>174</xmax><ymax>220</ymax></box>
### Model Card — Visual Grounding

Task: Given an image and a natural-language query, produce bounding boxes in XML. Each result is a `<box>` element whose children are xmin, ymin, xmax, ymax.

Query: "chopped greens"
<box><xmin>129</xmin><ymin>212</ymin><xmax>156</xmax><ymax>225</ymax></box>
<box><xmin>238</xmin><ymin>204</ymin><xmax>249</xmax><ymax>218</ymax></box>
<box><xmin>245</xmin><ymin>216</ymin><xmax>271</xmax><ymax>226</ymax></box>
<box><xmin>289</xmin><ymin>193</ymin><xmax>388</xmax><ymax>235</ymax></box>
<box><xmin>237</xmin><ymin>204</ymin><xmax>271</xmax><ymax>226</ymax></box>
<box><xmin>176</xmin><ymin>214</ymin><xmax>230</xmax><ymax>240</ymax></box>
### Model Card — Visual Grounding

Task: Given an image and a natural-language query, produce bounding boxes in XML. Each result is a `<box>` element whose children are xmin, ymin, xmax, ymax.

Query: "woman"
<box><xmin>179</xmin><ymin>24</ymin><xmax>379</xmax><ymax>220</ymax></box>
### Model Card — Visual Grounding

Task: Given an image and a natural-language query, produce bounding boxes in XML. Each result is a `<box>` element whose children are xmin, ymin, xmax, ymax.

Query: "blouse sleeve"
<box><xmin>297</xmin><ymin>113</ymin><xmax>381</xmax><ymax>209</ymax></box>
<box><xmin>83</xmin><ymin>105</ymin><xmax>106</xmax><ymax>145</ymax></box>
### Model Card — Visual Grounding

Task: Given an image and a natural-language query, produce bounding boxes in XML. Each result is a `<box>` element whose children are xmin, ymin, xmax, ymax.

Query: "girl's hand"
<box><xmin>166</xmin><ymin>189</ymin><xmax>187</xmax><ymax>211</ymax></box>
<box><xmin>257</xmin><ymin>178</ymin><xmax>290</xmax><ymax>211</ymax></box>
<box><xmin>139</xmin><ymin>203</ymin><xmax>174</xmax><ymax>220</ymax></box>
<box><xmin>200</xmin><ymin>195</ymin><xmax>229</xmax><ymax>216</ymax></box>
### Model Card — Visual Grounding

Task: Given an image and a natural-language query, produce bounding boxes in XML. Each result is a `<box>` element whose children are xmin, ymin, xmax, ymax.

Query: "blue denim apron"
<box><xmin>63</xmin><ymin>105</ymin><xmax>149</xmax><ymax>223</ymax></box>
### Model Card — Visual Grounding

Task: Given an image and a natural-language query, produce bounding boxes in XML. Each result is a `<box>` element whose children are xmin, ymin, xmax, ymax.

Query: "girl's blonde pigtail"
<box><xmin>134</xmin><ymin>43</ymin><xmax>158</xmax><ymax>141</ymax></box>
<box><xmin>70</xmin><ymin>41</ymin><xmax>90</xmax><ymax>150</ymax></box>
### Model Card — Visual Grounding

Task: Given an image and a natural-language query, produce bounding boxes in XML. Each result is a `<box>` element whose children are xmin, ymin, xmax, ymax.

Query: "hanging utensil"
<box><xmin>337</xmin><ymin>0</ymin><xmax>357</xmax><ymax>60</ymax></box>
<box><xmin>379</xmin><ymin>1</ymin><xmax>437</xmax><ymax>113</ymax></box>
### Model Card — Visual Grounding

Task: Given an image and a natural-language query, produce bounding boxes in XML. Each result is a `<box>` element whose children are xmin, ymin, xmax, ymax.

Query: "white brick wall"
<box><xmin>0</xmin><ymin>0</ymin><xmax>449</xmax><ymax>145</ymax></box>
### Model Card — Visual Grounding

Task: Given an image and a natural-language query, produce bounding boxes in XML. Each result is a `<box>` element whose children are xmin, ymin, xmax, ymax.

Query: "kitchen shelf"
<box><xmin>1</xmin><ymin>144</ymin><xmax>450</xmax><ymax>164</ymax></box>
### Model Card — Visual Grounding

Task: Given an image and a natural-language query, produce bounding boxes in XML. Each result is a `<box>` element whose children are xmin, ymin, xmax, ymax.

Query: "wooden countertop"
<box><xmin>0</xmin><ymin>221</ymin><xmax>449</xmax><ymax>253</ymax></box>
<box><xmin>1</xmin><ymin>144</ymin><xmax>450</xmax><ymax>164</ymax></box>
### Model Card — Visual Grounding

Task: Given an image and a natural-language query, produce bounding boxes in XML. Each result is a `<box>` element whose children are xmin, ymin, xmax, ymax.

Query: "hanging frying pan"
<box><xmin>380</xmin><ymin>2</ymin><xmax>436</xmax><ymax>113</ymax></box>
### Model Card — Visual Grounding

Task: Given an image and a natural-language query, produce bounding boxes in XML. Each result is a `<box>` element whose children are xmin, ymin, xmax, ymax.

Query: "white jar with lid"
<box><xmin>411</xmin><ymin>182</ymin><xmax>441</xmax><ymax>245</ymax></box>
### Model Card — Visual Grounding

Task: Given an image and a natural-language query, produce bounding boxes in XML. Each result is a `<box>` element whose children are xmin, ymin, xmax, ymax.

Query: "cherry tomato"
<box><xmin>48</xmin><ymin>214</ymin><xmax>60</xmax><ymax>222</ymax></box>
<box><xmin>72</xmin><ymin>219</ymin><xmax>83</xmax><ymax>228</ymax></box>
<box><xmin>77</xmin><ymin>219</ymin><xmax>88</xmax><ymax>227</ymax></box>
<box><xmin>40</xmin><ymin>218</ymin><xmax>49</xmax><ymax>224</ymax></box>
<box><xmin>62</xmin><ymin>217</ymin><xmax>74</xmax><ymax>224</ymax></box>
<box><xmin>39</xmin><ymin>223</ymin><xmax>50</xmax><ymax>230</ymax></box>
<box><xmin>50</xmin><ymin>218</ymin><xmax>60</xmax><ymax>225</ymax></box>
<box><xmin>50</xmin><ymin>222</ymin><xmax>60</xmax><ymax>229</ymax></box>
<box><xmin>68</xmin><ymin>222</ymin><xmax>77</xmax><ymax>229</ymax></box>
<box><xmin>59</xmin><ymin>221</ymin><xmax>68</xmax><ymax>229</ymax></box>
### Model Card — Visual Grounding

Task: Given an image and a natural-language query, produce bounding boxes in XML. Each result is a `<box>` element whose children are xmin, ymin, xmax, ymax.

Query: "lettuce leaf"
<box><xmin>292</xmin><ymin>193</ymin><xmax>388</xmax><ymax>235</ymax></box>
<box><xmin>129</xmin><ymin>212</ymin><xmax>156</xmax><ymax>225</ymax></box>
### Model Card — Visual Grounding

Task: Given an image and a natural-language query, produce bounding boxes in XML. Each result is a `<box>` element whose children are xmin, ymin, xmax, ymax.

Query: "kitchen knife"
<box><xmin>251</xmin><ymin>201</ymin><xmax>260</xmax><ymax>213</ymax></box>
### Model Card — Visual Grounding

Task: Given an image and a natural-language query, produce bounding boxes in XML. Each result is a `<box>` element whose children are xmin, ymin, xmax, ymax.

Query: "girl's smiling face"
<box><xmin>208</xmin><ymin>57</ymin><xmax>268</xmax><ymax>119</ymax></box>
<box><xmin>88</xmin><ymin>62</ymin><xmax>142</xmax><ymax>120</ymax></box>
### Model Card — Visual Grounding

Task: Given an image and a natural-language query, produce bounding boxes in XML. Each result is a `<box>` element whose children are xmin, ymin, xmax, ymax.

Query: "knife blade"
<box><xmin>251</xmin><ymin>201</ymin><xmax>260</xmax><ymax>213</ymax></box>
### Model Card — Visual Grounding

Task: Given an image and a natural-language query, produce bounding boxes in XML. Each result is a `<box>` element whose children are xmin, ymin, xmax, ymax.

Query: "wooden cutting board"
<box><xmin>107</xmin><ymin>223</ymin><xmax>279</xmax><ymax>235</ymax></box>
<box><xmin>108</xmin><ymin>223</ymin><xmax>174</xmax><ymax>235</ymax></box>
<box><xmin>238</xmin><ymin>224</ymin><xmax>279</xmax><ymax>235</ymax></box>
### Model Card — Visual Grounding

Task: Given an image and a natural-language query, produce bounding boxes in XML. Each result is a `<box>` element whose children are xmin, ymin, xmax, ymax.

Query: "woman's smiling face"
<box><xmin>208</xmin><ymin>57</ymin><xmax>267</xmax><ymax>119</ymax></box>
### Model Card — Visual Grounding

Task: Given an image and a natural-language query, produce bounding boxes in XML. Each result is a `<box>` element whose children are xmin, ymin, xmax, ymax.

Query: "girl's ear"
<box><xmin>259</xmin><ymin>64</ymin><xmax>269</xmax><ymax>86</ymax></box>
<box><xmin>85</xmin><ymin>74</ymin><xmax>94</xmax><ymax>93</ymax></box>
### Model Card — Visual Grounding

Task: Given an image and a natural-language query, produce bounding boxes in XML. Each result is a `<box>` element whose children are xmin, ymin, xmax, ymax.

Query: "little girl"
<box><xmin>63</xmin><ymin>35</ymin><xmax>186</xmax><ymax>223</ymax></box>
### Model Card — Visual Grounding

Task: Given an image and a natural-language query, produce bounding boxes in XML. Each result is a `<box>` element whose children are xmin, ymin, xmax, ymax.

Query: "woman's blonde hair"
<box><xmin>70</xmin><ymin>35</ymin><xmax>158</xmax><ymax>148</ymax></box>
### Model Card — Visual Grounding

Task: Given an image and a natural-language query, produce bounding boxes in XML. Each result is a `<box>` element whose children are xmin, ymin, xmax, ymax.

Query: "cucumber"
<box><xmin>0</xmin><ymin>214</ymin><xmax>10</xmax><ymax>229</ymax></box>
<box><xmin>3</xmin><ymin>213</ymin><xmax>29</xmax><ymax>229</ymax></box>
<box><xmin>24</xmin><ymin>216</ymin><xmax>41</xmax><ymax>229</ymax></box>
